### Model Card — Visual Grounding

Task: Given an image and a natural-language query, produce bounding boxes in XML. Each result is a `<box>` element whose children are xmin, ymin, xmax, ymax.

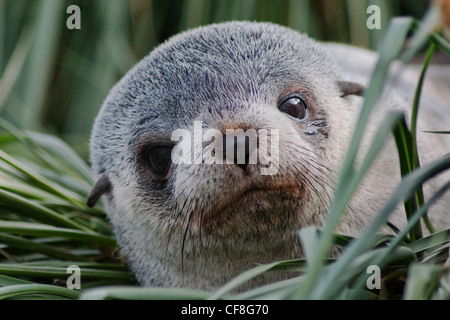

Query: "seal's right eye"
<box><xmin>279</xmin><ymin>96</ymin><xmax>309</xmax><ymax>122</ymax></box>
<box><xmin>147</xmin><ymin>144</ymin><xmax>173</xmax><ymax>178</ymax></box>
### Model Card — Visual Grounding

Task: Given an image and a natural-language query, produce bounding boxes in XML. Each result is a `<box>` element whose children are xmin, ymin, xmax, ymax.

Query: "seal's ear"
<box><xmin>337</xmin><ymin>81</ymin><xmax>365</xmax><ymax>97</ymax></box>
<box><xmin>87</xmin><ymin>174</ymin><xmax>112</xmax><ymax>207</ymax></box>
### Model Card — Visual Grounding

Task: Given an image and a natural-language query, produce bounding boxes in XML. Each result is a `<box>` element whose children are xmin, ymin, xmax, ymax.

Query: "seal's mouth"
<box><xmin>198</xmin><ymin>183</ymin><xmax>303</xmax><ymax>229</ymax></box>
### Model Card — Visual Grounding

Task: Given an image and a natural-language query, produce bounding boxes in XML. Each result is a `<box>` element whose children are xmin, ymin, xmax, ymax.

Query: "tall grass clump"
<box><xmin>0</xmin><ymin>120</ymin><xmax>136</xmax><ymax>299</ymax></box>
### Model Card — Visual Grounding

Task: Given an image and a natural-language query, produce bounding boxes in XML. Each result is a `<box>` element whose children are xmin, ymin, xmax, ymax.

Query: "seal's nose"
<box><xmin>223</xmin><ymin>131</ymin><xmax>257</xmax><ymax>173</ymax></box>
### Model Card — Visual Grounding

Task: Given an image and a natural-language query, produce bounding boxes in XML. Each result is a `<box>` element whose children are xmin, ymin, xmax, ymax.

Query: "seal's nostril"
<box><xmin>223</xmin><ymin>133</ymin><xmax>253</xmax><ymax>173</ymax></box>
<box><xmin>236</xmin><ymin>162</ymin><xmax>249</xmax><ymax>173</ymax></box>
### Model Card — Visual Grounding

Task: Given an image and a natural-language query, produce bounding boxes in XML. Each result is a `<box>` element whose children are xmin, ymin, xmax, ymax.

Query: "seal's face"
<box><xmin>88</xmin><ymin>22</ymin><xmax>364</xmax><ymax>289</ymax></box>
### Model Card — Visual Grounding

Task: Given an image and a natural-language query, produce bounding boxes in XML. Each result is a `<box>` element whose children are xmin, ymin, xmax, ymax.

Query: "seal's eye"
<box><xmin>147</xmin><ymin>144</ymin><xmax>173</xmax><ymax>178</ymax></box>
<box><xmin>279</xmin><ymin>96</ymin><xmax>309</xmax><ymax>122</ymax></box>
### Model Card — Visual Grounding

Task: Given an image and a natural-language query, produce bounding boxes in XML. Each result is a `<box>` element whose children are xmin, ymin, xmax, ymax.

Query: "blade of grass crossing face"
<box><xmin>409</xmin><ymin>42</ymin><xmax>437</xmax><ymax>234</ymax></box>
<box><xmin>392</xmin><ymin>117</ymin><xmax>423</xmax><ymax>241</ymax></box>
<box><xmin>327</xmin><ymin>18</ymin><xmax>413</xmax><ymax>232</ymax></box>
<box><xmin>317</xmin><ymin>155</ymin><xmax>450</xmax><ymax>299</ymax></box>
<box><xmin>346</xmin><ymin>180</ymin><xmax>450</xmax><ymax>299</ymax></box>
<box><xmin>297</xmin><ymin>226</ymin><xmax>321</xmax><ymax>261</ymax></box>
<box><xmin>403</xmin><ymin>264</ymin><xmax>444</xmax><ymax>299</ymax></box>
<box><xmin>297</xmin><ymin>17</ymin><xmax>432</xmax><ymax>299</ymax></box>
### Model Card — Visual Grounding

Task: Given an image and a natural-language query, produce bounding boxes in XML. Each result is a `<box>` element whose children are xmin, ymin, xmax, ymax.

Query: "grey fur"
<box><xmin>89</xmin><ymin>22</ymin><xmax>450</xmax><ymax>291</ymax></box>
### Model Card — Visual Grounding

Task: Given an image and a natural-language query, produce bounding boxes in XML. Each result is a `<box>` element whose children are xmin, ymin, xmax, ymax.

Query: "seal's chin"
<box><xmin>198</xmin><ymin>183</ymin><xmax>303</xmax><ymax>231</ymax></box>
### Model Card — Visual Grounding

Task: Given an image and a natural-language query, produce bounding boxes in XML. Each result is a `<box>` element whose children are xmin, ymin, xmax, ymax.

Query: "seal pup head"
<box><xmin>88</xmin><ymin>21</ymin><xmax>365</xmax><ymax>290</ymax></box>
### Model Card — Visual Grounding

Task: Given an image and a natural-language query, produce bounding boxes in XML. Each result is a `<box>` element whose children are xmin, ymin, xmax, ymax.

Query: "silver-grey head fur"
<box><xmin>89</xmin><ymin>21</ymin><xmax>450</xmax><ymax>290</ymax></box>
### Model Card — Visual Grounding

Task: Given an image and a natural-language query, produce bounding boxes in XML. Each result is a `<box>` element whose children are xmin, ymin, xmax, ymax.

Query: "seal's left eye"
<box><xmin>279</xmin><ymin>97</ymin><xmax>309</xmax><ymax>122</ymax></box>
<box><xmin>147</xmin><ymin>144</ymin><xmax>173</xmax><ymax>178</ymax></box>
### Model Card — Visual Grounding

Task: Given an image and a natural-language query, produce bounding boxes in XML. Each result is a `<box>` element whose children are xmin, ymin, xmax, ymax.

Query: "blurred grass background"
<box><xmin>0</xmin><ymin>0</ymin><xmax>431</xmax><ymax>160</ymax></box>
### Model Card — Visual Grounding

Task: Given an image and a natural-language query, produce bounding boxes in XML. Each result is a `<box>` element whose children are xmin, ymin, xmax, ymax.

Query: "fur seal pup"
<box><xmin>87</xmin><ymin>22</ymin><xmax>450</xmax><ymax>291</ymax></box>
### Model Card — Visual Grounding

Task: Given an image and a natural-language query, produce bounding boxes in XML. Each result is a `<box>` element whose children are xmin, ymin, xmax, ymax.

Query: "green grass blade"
<box><xmin>20</xmin><ymin>0</ymin><xmax>64</xmax><ymax>130</ymax></box>
<box><xmin>430</xmin><ymin>31</ymin><xmax>450</xmax><ymax>55</ymax></box>
<box><xmin>409</xmin><ymin>42</ymin><xmax>437</xmax><ymax>234</ymax></box>
<box><xmin>234</xmin><ymin>275</ymin><xmax>306</xmax><ymax>300</ymax></box>
<box><xmin>26</xmin><ymin>131</ymin><xmax>94</xmax><ymax>185</ymax></box>
<box><xmin>0</xmin><ymin>221</ymin><xmax>116</xmax><ymax>247</ymax></box>
<box><xmin>0</xmin><ymin>233</ymin><xmax>87</xmax><ymax>261</ymax></box>
<box><xmin>0</xmin><ymin>149</ymin><xmax>86</xmax><ymax>206</ymax></box>
<box><xmin>0</xmin><ymin>179</ymin><xmax>60</xmax><ymax>201</ymax></box>
<box><xmin>392</xmin><ymin>116</ymin><xmax>423</xmax><ymax>240</ymax></box>
<box><xmin>0</xmin><ymin>118</ymin><xmax>93</xmax><ymax>189</ymax></box>
<box><xmin>0</xmin><ymin>274</ymin><xmax>32</xmax><ymax>286</ymax></box>
<box><xmin>0</xmin><ymin>188</ymin><xmax>90</xmax><ymax>232</ymax></box>
<box><xmin>19</xmin><ymin>261</ymin><xmax>125</xmax><ymax>270</ymax></box>
<box><xmin>297</xmin><ymin>226</ymin><xmax>321</xmax><ymax>261</ymax></box>
<box><xmin>0</xmin><ymin>0</ymin><xmax>3</xmax><ymax>72</ymax></box>
<box><xmin>0</xmin><ymin>28</ymin><xmax>32</xmax><ymax>111</ymax></box>
<box><xmin>208</xmin><ymin>260</ymin><xmax>298</xmax><ymax>300</ymax></box>
<box><xmin>403</xmin><ymin>263</ymin><xmax>444</xmax><ymax>299</ymax></box>
<box><xmin>400</xmin><ymin>6</ymin><xmax>440</xmax><ymax>62</ymax></box>
<box><xmin>407</xmin><ymin>229</ymin><xmax>450</xmax><ymax>254</ymax></box>
<box><xmin>0</xmin><ymin>264</ymin><xmax>131</xmax><ymax>281</ymax></box>
<box><xmin>80</xmin><ymin>286</ymin><xmax>210</xmax><ymax>300</ymax></box>
<box><xmin>424</xmin><ymin>131</ymin><xmax>450</xmax><ymax>134</ymax></box>
<box><xmin>0</xmin><ymin>283</ymin><xmax>80</xmax><ymax>300</ymax></box>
